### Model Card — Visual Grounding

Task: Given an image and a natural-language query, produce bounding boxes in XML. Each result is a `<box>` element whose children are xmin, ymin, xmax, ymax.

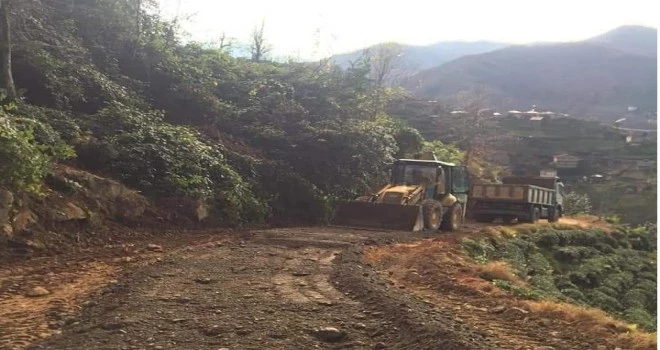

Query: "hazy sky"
<box><xmin>159</xmin><ymin>0</ymin><xmax>658</xmax><ymax>60</ymax></box>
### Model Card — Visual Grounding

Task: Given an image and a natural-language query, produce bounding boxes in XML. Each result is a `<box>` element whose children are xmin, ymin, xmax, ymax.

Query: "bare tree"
<box><xmin>217</xmin><ymin>32</ymin><xmax>234</xmax><ymax>52</ymax></box>
<box><xmin>368</xmin><ymin>42</ymin><xmax>404</xmax><ymax>88</ymax></box>
<box><xmin>250</xmin><ymin>20</ymin><xmax>270</xmax><ymax>62</ymax></box>
<box><xmin>0</xmin><ymin>0</ymin><xmax>16</xmax><ymax>100</ymax></box>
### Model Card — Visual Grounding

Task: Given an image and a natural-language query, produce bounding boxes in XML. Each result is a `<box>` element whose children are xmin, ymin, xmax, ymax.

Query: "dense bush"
<box><xmin>0</xmin><ymin>106</ymin><xmax>74</xmax><ymax>193</ymax></box>
<box><xmin>4</xmin><ymin>0</ymin><xmax>426</xmax><ymax>224</ymax></box>
<box><xmin>562</xmin><ymin>191</ymin><xmax>593</xmax><ymax>215</ymax></box>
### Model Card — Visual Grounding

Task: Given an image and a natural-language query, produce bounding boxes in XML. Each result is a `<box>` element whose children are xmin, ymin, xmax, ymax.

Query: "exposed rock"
<box><xmin>0</xmin><ymin>189</ymin><xmax>13</xmax><ymax>225</ymax></box>
<box><xmin>374</xmin><ymin>343</ymin><xmax>387</xmax><ymax>350</ymax></box>
<box><xmin>52</xmin><ymin>202</ymin><xmax>88</xmax><ymax>221</ymax></box>
<box><xmin>56</xmin><ymin>166</ymin><xmax>147</xmax><ymax>220</ymax></box>
<box><xmin>194</xmin><ymin>277</ymin><xmax>213</xmax><ymax>284</ymax></box>
<box><xmin>312</xmin><ymin>327</ymin><xmax>346</xmax><ymax>343</ymax></box>
<box><xmin>489</xmin><ymin>305</ymin><xmax>506</xmax><ymax>313</ymax></box>
<box><xmin>25</xmin><ymin>239</ymin><xmax>47</xmax><ymax>251</ymax></box>
<box><xmin>504</xmin><ymin>307</ymin><xmax>529</xmax><ymax>315</ymax></box>
<box><xmin>235</xmin><ymin>329</ymin><xmax>252</xmax><ymax>336</ymax></box>
<box><xmin>146</xmin><ymin>244</ymin><xmax>164</xmax><ymax>252</ymax></box>
<box><xmin>12</xmin><ymin>209</ymin><xmax>38</xmax><ymax>232</ymax></box>
<box><xmin>1</xmin><ymin>224</ymin><xmax>13</xmax><ymax>241</ymax></box>
<box><xmin>26</xmin><ymin>286</ymin><xmax>51</xmax><ymax>297</ymax></box>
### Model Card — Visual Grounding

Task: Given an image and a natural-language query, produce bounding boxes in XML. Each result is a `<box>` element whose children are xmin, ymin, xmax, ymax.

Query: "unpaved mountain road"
<box><xmin>0</xmin><ymin>225</ymin><xmax>618</xmax><ymax>350</ymax></box>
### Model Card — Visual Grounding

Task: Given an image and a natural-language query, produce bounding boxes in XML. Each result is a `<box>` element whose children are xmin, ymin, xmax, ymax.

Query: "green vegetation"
<box><xmin>462</xmin><ymin>224</ymin><xmax>657</xmax><ymax>331</ymax></box>
<box><xmin>0</xmin><ymin>2</ymin><xmax>654</xmax><ymax>228</ymax></box>
<box><xmin>0</xmin><ymin>104</ymin><xmax>74</xmax><ymax>193</ymax></box>
<box><xmin>0</xmin><ymin>0</ymin><xmax>467</xmax><ymax>226</ymax></box>
<box><xmin>562</xmin><ymin>192</ymin><xmax>593</xmax><ymax>215</ymax></box>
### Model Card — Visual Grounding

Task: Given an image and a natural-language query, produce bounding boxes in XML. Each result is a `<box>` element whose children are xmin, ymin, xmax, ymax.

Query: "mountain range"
<box><xmin>329</xmin><ymin>41</ymin><xmax>507</xmax><ymax>73</ymax></box>
<box><xmin>331</xmin><ymin>26</ymin><xmax>657</xmax><ymax>120</ymax></box>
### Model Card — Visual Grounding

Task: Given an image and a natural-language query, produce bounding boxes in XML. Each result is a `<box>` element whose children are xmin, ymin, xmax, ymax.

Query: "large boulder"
<box><xmin>53</xmin><ymin>166</ymin><xmax>148</xmax><ymax>220</ymax></box>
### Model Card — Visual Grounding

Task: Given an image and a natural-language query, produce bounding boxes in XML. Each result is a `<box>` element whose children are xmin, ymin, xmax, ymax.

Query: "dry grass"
<box><xmin>525</xmin><ymin>300</ymin><xmax>657</xmax><ymax>350</ymax></box>
<box><xmin>559</xmin><ymin>216</ymin><xmax>613</xmax><ymax>233</ymax></box>
<box><xmin>616</xmin><ymin>331</ymin><xmax>658</xmax><ymax>350</ymax></box>
<box><xmin>476</xmin><ymin>261</ymin><xmax>525</xmax><ymax>286</ymax></box>
<box><xmin>483</xmin><ymin>226</ymin><xmax>518</xmax><ymax>242</ymax></box>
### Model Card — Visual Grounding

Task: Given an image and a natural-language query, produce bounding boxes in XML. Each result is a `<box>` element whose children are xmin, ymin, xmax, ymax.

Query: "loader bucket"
<box><xmin>331</xmin><ymin>201</ymin><xmax>424</xmax><ymax>231</ymax></box>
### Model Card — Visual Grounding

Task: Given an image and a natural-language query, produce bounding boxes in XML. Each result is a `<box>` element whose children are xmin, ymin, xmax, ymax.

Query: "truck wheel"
<box><xmin>531</xmin><ymin>207</ymin><xmax>540</xmax><ymax>223</ymax></box>
<box><xmin>548</xmin><ymin>207</ymin><xmax>560</xmax><ymax>223</ymax></box>
<box><xmin>422</xmin><ymin>200</ymin><xmax>443</xmax><ymax>231</ymax></box>
<box><xmin>441</xmin><ymin>203</ymin><xmax>463</xmax><ymax>231</ymax></box>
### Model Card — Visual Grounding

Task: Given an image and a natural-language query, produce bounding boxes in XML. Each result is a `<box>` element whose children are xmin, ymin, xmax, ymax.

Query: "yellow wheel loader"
<box><xmin>332</xmin><ymin>155</ymin><xmax>470</xmax><ymax>231</ymax></box>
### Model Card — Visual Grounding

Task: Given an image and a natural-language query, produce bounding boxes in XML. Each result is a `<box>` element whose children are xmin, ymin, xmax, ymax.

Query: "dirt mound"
<box><xmin>364</xmin><ymin>237</ymin><xmax>656</xmax><ymax>350</ymax></box>
<box><xmin>331</xmin><ymin>243</ymin><xmax>492</xmax><ymax>349</ymax></box>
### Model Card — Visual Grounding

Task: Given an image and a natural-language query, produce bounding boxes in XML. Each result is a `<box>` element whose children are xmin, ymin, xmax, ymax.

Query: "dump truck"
<box><xmin>331</xmin><ymin>155</ymin><xmax>470</xmax><ymax>231</ymax></box>
<box><xmin>470</xmin><ymin>176</ymin><xmax>564</xmax><ymax>223</ymax></box>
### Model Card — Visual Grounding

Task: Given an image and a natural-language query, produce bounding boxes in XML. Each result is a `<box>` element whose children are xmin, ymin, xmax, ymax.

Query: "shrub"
<box><xmin>482</xmin><ymin>224</ymin><xmax>656</xmax><ymax>330</ymax></box>
<box><xmin>587</xmin><ymin>290</ymin><xmax>622</xmax><ymax>313</ymax></box>
<box><xmin>560</xmin><ymin>288</ymin><xmax>587</xmax><ymax>302</ymax></box>
<box><xmin>0</xmin><ymin>109</ymin><xmax>74</xmax><ymax>193</ymax></box>
<box><xmin>622</xmin><ymin>289</ymin><xmax>648</xmax><ymax>310</ymax></box>
<box><xmin>461</xmin><ymin>238</ymin><xmax>495</xmax><ymax>263</ymax></box>
<box><xmin>563</xmin><ymin>191</ymin><xmax>592</xmax><ymax>215</ymax></box>
<box><xmin>493</xmin><ymin>280</ymin><xmax>543</xmax><ymax>300</ymax></box>
<box><xmin>623</xmin><ymin>307</ymin><xmax>656</xmax><ymax>332</ymax></box>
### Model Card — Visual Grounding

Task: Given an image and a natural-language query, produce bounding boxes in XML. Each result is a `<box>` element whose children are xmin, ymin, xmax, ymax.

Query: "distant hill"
<box><xmin>329</xmin><ymin>41</ymin><xmax>507</xmax><ymax>74</ymax></box>
<box><xmin>403</xmin><ymin>26</ymin><xmax>657</xmax><ymax>120</ymax></box>
<box><xmin>587</xmin><ymin>25</ymin><xmax>657</xmax><ymax>57</ymax></box>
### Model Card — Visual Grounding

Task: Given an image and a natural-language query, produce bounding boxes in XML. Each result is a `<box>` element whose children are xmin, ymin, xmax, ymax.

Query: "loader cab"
<box><xmin>391</xmin><ymin>159</ymin><xmax>470</xmax><ymax>200</ymax></box>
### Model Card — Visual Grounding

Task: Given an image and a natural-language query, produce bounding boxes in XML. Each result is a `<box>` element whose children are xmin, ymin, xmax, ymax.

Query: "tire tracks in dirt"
<box><xmin>23</xmin><ymin>227</ymin><xmax>493</xmax><ymax>350</ymax></box>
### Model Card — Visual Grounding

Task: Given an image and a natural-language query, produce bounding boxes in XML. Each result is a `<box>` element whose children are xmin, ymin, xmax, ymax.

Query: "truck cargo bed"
<box><xmin>471</xmin><ymin>184</ymin><xmax>556</xmax><ymax>206</ymax></box>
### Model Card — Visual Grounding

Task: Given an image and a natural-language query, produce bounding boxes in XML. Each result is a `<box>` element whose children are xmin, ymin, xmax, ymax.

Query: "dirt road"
<box><xmin>0</xmin><ymin>224</ymin><xmax>642</xmax><ymax>349</ymax></box>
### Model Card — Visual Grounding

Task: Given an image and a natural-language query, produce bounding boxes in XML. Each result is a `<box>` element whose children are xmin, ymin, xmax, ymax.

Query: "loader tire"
<box><xmin>422</xmin><ymin>199</ymin><xmax>443</xmax><ymax>231</ymax></box>
<box><xmin>441</xmin><ymin>203</ymin><xmax>463</xmax><ymax>232</ymax></box>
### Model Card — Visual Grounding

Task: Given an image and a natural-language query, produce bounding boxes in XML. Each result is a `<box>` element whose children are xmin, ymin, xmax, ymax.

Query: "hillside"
<box><xmin>388</xmin><ymin>98</ymin><xmax>657</xmax><ymax>224</ymax></box>
<box><xmin>403</xmin><ymin>26</ymin><xmax>657</xmax><ymax>119</ymax></box>
<box><xmin>588</xmin><ymin>25</ymin><xmax>657</xmax><ymax>57</ymax></box>
<box><xmin>367</xmin><ymin>221</ymin><xmax>657</xmax><ymax>347</ymax></box>
<box><xmin>0</xmin><ymin>3</ymin><xmax>656</xmax><ymax>350</ymax></box>
<box><xmin>0</xmin><ymin>0</ymin><xmax>444</xmax><ymax>236</ymax></box>
<box><xmin>329</xmin><ymin>41</ymin><xmax>507</xmax><ymax>74</ymax></box>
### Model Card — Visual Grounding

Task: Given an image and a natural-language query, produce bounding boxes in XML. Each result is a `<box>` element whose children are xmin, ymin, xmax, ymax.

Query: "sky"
<box><xmin>158</xmin><ymin>0</ymin><xmax>658</xmax><ymax>60</ymax></box>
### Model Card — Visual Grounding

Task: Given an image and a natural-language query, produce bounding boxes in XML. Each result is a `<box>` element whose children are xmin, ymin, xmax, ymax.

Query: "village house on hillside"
<box><xmin>507</xmin><ymin>106</ymin><xmax>562</xmax><ymax>120</ymax></box>
<box><xmin>551</xmin><ymin>154</ymin><xmax>581</xmax><ymax>169</ymax></box>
